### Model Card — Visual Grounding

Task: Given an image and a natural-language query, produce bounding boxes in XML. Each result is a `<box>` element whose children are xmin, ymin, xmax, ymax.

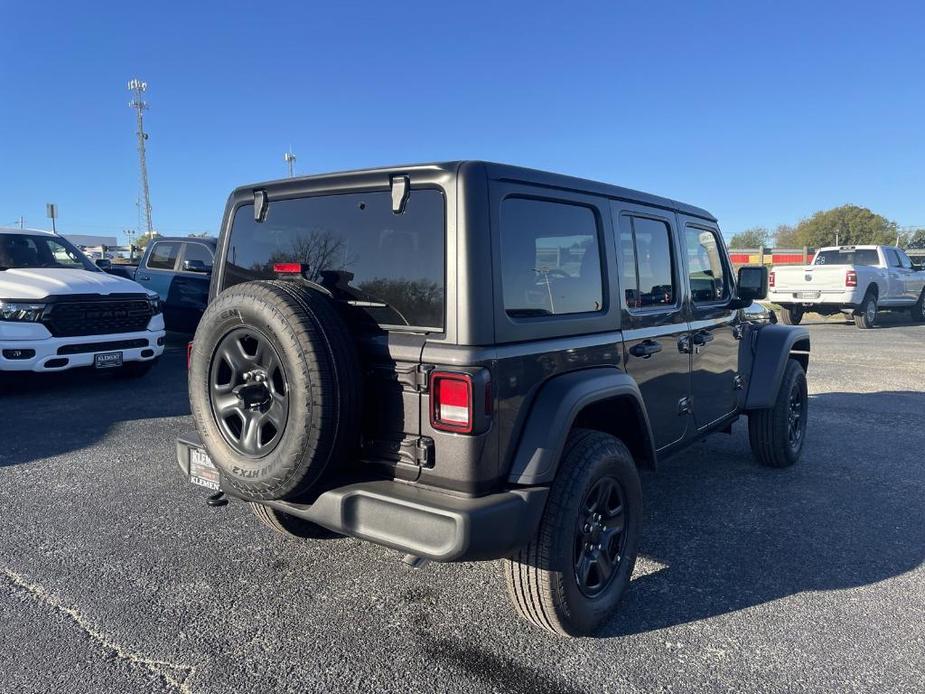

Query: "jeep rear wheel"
<box><xmin>249</xmin><ymin>503</ymin><xmax>339</xmax><ymax>539</ymax></box>
<box><xmin>503</xmin><ymin>429</ymin><xmax>642</xmax><ymax>636</ymax></box>
<box><xmin>747</xmin><ymin>359</ymin><xmax>808</xmax><ymax>468</ymax></box>
<box><xmin>188</xmin><ymin>280</ymin><xmax>361</xmax><ymax>501</ymax></box>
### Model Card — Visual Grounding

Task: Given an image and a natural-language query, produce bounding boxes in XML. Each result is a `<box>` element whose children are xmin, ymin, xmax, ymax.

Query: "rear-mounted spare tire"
<box><xmin>188</xmin><ymin>281</ymin><xmax>361</xmax><ymax>501</ymax></box>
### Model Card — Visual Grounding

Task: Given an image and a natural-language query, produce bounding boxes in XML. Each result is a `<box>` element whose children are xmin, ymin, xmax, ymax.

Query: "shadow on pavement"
<box><xmin>795</xmin><ymin>310</ymin><xmax>923</xmax><ymax>329</ymax></box>
<box><xmin>0</xmin><ymin>351</ymin><xmax>190</xmax><ymax>467</ymax></box>
<box><xmin>602</xmin><ymin>389</ymin><xmax>925</xmax><ymax>637</ymax></box>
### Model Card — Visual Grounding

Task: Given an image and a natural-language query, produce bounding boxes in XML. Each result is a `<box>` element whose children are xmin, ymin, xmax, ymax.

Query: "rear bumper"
<box><xmin>767</xmin><ymin>287</ymin><xmax>865</xmax><ymax>306</ymax></box>
<box><xmin>176</xmin><ymin>432</ymin><xmax>549</xmax><ymax>562</ymax></box>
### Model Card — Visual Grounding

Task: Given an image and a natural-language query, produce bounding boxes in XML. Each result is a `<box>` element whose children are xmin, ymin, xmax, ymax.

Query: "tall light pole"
<box><xmin>284</xmin><ymin>148</ymin><xmax>296</xmax><ymax>178</ymax></box>
<box><xmin>128</xmin><ymin>79</ymin><xmax>154</xmax><ymax>236</ymax></box>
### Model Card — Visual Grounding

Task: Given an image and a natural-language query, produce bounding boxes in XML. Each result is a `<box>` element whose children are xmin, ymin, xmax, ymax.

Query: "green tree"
<box><xmin>728</xmin><ymin>227</ymin><xmax>768</xmax><ymax>248</ymax></box>
<box><xmin>792</xmin><ymin>205</ymin><xmax>897</xmax><ymax>248</ymax></box>
<box><xmin>773</xmin><ymin>224</ymin><xmax>800</xmax><ymax>247</ymax></box>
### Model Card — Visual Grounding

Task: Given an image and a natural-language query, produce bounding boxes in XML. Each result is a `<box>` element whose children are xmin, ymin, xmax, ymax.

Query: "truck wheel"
<box><xmin>853</xmin><ymin>293</ymin><xmax>878</xmax><ymax>329</ymax></box>
<box><xmin>188</xmin><ymin>281</ymin><xmax>361</xmax><ymax>501</ymax></box>
<box><xmin>911</xmin><ymin>290</ymin><xmax>925</xmax><ymax>322</ymax></box>
<box><xmin>747</xmin><ymin>359</ymin><xmax>808</xmax><ymax>468</ymax></box>
<box><xmin>780</xmin><ymin>306</ymin><xmax>803</xmax><ymax>325</ymax></box>
<box><xmin>249</xmin><ymin>503</ymin><xmax>339</xmax><ymax>539</ymax></box>
<box><xmin>503</xmin><ymin>429</ymin><xmax>642</xmax><ymax>636</ymax></box>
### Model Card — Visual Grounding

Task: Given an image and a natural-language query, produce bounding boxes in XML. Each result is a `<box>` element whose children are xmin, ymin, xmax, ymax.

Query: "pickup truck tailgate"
<box><xmin>773</xmin><ymin>265</ymin><xmax>848</xmax><ymax>293</ymax></box>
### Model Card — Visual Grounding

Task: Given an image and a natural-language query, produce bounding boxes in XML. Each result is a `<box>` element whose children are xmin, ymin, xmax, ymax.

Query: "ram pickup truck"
<box><xmin>129</xmin><ymin>236</ymin><xmax>216</xmax><ymax>333</ymax></box>
<box><xmin>768</xmin><ymin>245</ymin><xmax>925</xmax><ymax>327</ymax></box>
<box><xmin>0</xmin><ymin>227</ymin><xmax>165</xmax><ymax>377</ymax></box>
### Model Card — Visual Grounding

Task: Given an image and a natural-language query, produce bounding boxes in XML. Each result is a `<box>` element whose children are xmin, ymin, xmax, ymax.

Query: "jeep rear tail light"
<box><xmin>768</xmin><ymin>271</ymin><xmax>775</xmax><ymax>288</ymax></box>
<box><xmin>430</xmin><ymin>372</ymin><xmax>473</xmax><ymax>433</ymax></box>
<box><xmin>846</xmin><ymin>270</ymin><xmax>857</xmax><ymax>287</ymax></box>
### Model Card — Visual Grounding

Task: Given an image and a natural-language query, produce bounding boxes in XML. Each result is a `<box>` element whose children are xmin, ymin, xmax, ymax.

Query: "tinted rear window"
<box><xmin>814</xmin><ymin>249</ymin><xmax>880</xmax><ymax>266</ymax></box>
<box><xmin>223</xmin><ymin>190</ymin><xmax>445</xmax><ymax>330</ymax></box>
<box><xmin>500</xmin><ymin>198</ymin><xmax>603</xmax><ymax>317</ymax></box>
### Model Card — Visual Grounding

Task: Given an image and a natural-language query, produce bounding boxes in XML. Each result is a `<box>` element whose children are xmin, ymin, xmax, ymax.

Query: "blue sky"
<box><xmin>2</xmin><ymin>1</ymin><xmax>923</xmax><ymax>243</ymax></box>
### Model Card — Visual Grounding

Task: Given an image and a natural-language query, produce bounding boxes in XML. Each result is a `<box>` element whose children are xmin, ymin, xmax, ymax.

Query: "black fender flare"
<box><xmin>507</xmin><ymin>368</ymin><xmax>656</xmax><ymax>486</ymax></box>
<box><xmin>744</xmin><ymin>324</ymin><xmax>810</xmax><ymax>410</ymax></box>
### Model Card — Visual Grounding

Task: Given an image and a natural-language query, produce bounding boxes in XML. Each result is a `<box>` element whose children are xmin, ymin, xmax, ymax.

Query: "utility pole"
<box><xmin>128</xmin><ymin>79</ymin><xmax>154</xmax><ymax>236</ymax></box>
<box><xmin>284</xmin><ymin>148</ymin><xmax>296</xmax><ymax>178</ymax></box>
<box><xmin>18</xmin><ymin>216</ymin><xmax>24</xmax><ymax>229</ymax></box>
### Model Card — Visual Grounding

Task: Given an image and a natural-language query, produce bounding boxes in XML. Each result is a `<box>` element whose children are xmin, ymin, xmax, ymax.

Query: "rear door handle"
<box><xmin>629</xmin><ymin>340</ymin><xmax>663</xmax><ymax>359</ymax></box>
<box><xmin>692</xmin><ymin>331</ymin><xmax>715</xmax><ymax>346</ymax></box>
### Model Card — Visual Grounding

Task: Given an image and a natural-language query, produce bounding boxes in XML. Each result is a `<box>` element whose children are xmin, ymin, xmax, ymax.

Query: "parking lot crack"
<box><xmin>1</xmin><ymin>568</ymin><xmax>195</xmax><ymax>693</ymax></box>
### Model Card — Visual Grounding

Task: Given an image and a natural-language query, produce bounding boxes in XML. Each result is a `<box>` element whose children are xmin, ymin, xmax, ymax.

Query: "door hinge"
<box><xmin>678</xmin><ymin>396</ymin><xmax>692</xmax><ymax>415</ymax></box>
<box><xmin>733</xmin><ymin>374</ymin><xmax>745</xmax><ymax>391</ymax></box>
<box><xmin>414</xmin><ymin>437</ymin><xmax>435</xmax><ymax>467</ymax></box>
<box><xmin>732</xmin><ymin>324</ymin><xmax>745</xmax><ymax>340</ymax></box>
<box><xmin>414</xmin><ymin>364</ymin><xmax>434</xmax><ymax>392</ymax></box>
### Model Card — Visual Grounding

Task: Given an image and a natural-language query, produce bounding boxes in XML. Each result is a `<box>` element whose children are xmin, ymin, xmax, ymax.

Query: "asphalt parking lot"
<box><xmin>1</xmin><ymin>317</ymin><xmax>923</xmax><ymax>694</ymax></box>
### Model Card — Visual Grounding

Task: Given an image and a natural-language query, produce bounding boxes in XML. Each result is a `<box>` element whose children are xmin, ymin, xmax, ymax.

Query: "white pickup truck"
<box><xmin>767</xmin><ymin>245</ymin><xmax>925</xmax><ymax>328</ymax></box>
<box><xmin>0</xmin><ymin>227</ymin><xmax>166</xmax><ymax>376</ymax></box>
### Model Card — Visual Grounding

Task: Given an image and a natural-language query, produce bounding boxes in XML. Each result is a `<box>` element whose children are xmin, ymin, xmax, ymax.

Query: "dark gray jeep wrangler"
<box><xmin>177</xmin><ymin>161</ymin><xmax>810</xmax><ymax>636</ymax></box>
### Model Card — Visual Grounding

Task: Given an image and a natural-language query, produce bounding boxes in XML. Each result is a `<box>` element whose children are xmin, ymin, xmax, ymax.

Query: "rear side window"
<box><xmin>224</xmin><ymin>189</ymin><xmax>445</xmax><ymax>330</ymax></box>
<box><xmin>500</xmin><ymin>198</ymin><xmax>603</xmax><ymax>317</ymax></box>
<box><xmin>685</xmin><ymin>227</ymin><xmax>729</xmax><ymax>303</ymax></box>
<box><xmin>897</xmin><ymin>250</ymin><xmax>913</xmax><ymax>269</ymax></box>
<box><xmin>147</xmin><ymin>242</ymin><xmax>180</xmax><ymax>270</ymax></box>
<box><xmin>620</xmin><ymin>217</ymin><xmax>676</xmax><ymax>309</ymax></box>
<box><xmin>885</xmin><ymin>249</ymin><xmax>902</xmax><ymax>267</ymax></box>
<box><xmin>183</xmin><ymin>242</ymin><xmax>213</xmax><ymax>268</ymax></box>
<box><xmin>814</xmin><ymin>249</ymin><xmax>880</xmax><ymax>266</ymax></box>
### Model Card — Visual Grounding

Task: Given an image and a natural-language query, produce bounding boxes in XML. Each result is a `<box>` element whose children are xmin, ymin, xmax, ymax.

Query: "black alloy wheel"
<box><xmin>574</xmin><ymin>476</ymin><xmax>628</xmax><ymax>598</ymax></box>
<box><xmin>787</xmin><ymin>380</ymin><xmax>805</xmax><ymax>451</ymax></box>
<box><xmin>209</xmin><ymin>327</ymin><xmax>289</xmax><ymax>457</ymax></box>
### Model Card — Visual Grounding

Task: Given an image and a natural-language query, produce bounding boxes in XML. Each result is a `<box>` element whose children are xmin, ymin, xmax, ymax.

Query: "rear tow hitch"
<box><xmin>206</xmin><ymin>491</ymin><xmax>228</xmax><ymax>507</ymax></box>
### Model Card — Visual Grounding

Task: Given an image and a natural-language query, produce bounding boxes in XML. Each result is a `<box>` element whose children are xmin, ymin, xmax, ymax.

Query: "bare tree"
<box><xmin>258</xmin><ymin>230</ymin><xmax>355</xmax><ymax>282</ymax></box>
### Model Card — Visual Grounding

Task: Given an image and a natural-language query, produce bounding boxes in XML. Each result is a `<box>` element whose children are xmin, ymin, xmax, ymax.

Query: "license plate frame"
<box><xmin>795</xmin><ymin>291</ymin><xmax>821</xmax><ymax>299</ymax></box>
<box><xmin>94</xmin><ymin>351</ymin><xmax>123</xmax><ymax>369</ymax></box>
<box><xmin>189</xmin><ymin>447</ymin><xmax>220</xmax><ymax>491</ymax></box>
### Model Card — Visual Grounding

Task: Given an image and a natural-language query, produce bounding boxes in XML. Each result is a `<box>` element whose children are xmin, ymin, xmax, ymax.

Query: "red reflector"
<box><xmin>273</xmin><ymin>263</ymin><xmax>304</xmax><ymax>274</ymax></box>
<box><xmin>186</xmin><ymin>341</ymin><xmax>193</xmax><ymax>370</ymax></box>
<box><xmin>430</xmin><ymin>372</ymin><xmax>473</xmax><ymax>433</ymax></box>
<box><xmin>846</xmin><ymin>270</ymin><xmax>857</xmax><ymax>287</ymax></box>
<box><xmin>768</xmin><ymin>270</ymin><xmax>775</xmax><ymax>288</ymax></box>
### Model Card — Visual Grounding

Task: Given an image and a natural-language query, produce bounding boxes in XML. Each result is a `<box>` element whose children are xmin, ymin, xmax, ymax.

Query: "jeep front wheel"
<box><xmin>503</xmin><ymin>429</ymin><xmax>642</xmax><ymax>636</ymax></box>
<box><xmin>747</xmin><ymin>359</ymin><xmax>808</xmax><ymax>468</ymax></box>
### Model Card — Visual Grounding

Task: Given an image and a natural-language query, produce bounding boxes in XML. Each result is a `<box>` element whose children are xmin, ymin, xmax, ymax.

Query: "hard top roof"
<box><xmin>235</xmin><ymin>160</ymin><xmax>717</xmax><ymax>222</ymax></box>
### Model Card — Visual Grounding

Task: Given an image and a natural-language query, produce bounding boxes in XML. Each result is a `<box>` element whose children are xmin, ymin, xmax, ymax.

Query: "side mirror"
<box><xmin>183</xmin><ymin>259</ymin><xmax>211</xmax><ymax>274</ymax></box>
<box><xmin>95</xmin><ymin>258</ymin><xmax>112</xmax><ymax>271</ymax></box>
<box><xmin>734</xmin><ymin>266</ymin><xmax>768</xmax><ymax>306</ymax></box>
